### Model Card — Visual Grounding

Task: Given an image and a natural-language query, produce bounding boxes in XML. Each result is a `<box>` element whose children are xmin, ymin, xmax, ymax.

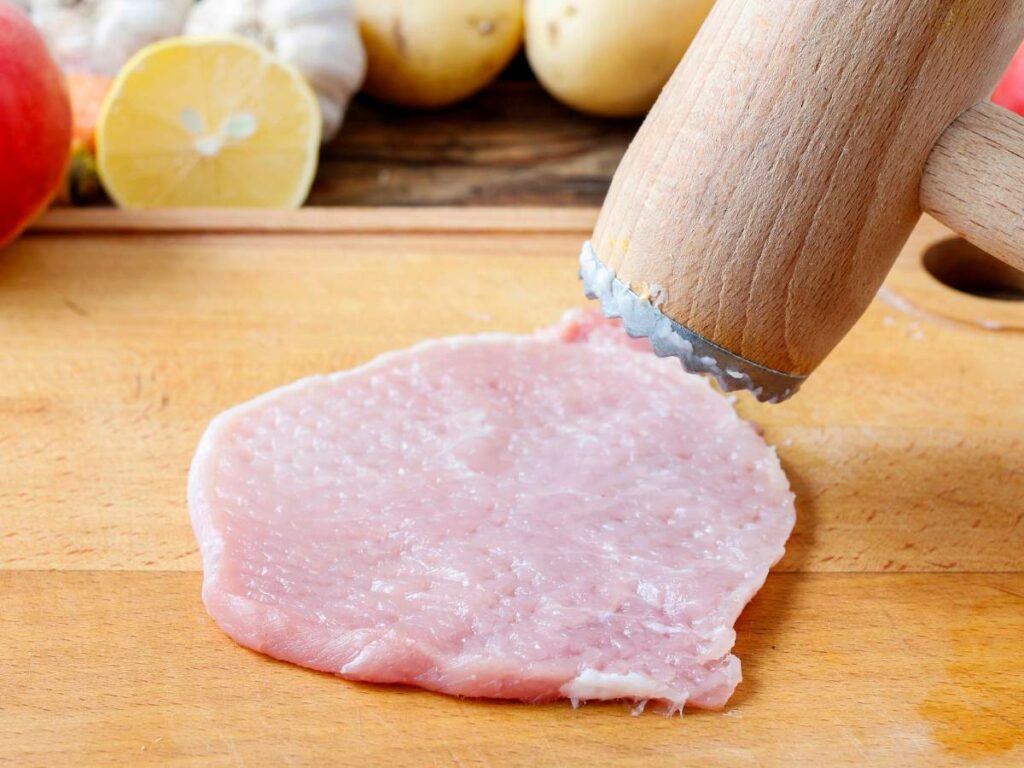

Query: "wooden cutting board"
<box><xmin>1</xmin><ymin>208</ymin><xmax>1021</xmax><ymax>767</ymax></box>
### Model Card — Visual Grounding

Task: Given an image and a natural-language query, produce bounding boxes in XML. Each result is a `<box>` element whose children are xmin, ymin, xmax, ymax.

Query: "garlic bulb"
<box><xmin>186</xmin><ymin>0</ymin><xmax>366</xmax><ymax>142</ymax></box>
<box><xmin>28</xmin><ymin>0</ymin><xmax>191</xmax><ymax>74</ymax></box>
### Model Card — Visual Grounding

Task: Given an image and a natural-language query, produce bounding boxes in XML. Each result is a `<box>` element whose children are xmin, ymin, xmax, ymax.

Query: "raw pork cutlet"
<box><xmin>189</xmin><ymin>310</ymin><xmax>796</xmax><ymax>713</ymax></box>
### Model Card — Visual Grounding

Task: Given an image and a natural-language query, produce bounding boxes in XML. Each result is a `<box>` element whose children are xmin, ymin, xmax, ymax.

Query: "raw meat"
<box><xmin>189</xmin><ymin>310</ymin><xmax>796</xmax><ymax>713</ymax></box>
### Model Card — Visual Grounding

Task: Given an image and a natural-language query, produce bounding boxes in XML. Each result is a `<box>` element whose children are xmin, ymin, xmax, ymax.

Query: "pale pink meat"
<box><xmin>189</xmin><ymin>311</ymin><xmax>795</xmax><ymax>712</ymax></box>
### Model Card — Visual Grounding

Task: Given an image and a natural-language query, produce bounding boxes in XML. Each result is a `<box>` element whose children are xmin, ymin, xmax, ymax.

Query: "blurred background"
<box><xmin>7</xmin><ymin>0</ymin><xmax>1024</xmax><ymax>214</ymax></box>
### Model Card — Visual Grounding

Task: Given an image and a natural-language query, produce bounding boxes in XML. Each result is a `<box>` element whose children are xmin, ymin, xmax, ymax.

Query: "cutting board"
<box><xmin>1</xmin><ymin>208</ymin><xmax>1021</xmax><ymax>767</ymax></box>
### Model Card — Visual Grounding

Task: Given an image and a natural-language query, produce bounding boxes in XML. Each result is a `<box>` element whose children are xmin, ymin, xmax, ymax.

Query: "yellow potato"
<box><xmin>525</xmin><ymin>0</ymin><xmax>714</xmax><ymax>117</ymax></box>
<box><xmin>356</xmin><ymin>0</ymin><xmax>523</xmax><ymax>108</ymax></box>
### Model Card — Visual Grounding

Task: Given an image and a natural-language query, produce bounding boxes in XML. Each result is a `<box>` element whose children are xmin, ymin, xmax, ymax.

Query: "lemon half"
<box><xmin>97</xmin><ymin>36</ymin><xmax>321</xmax><ymax>209</ymax></box>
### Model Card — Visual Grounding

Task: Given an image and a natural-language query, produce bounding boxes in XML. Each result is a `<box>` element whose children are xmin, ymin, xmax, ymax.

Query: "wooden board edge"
<box><xmin>30</xmin><ymin>207</ymin><xmax>600</xmax><ymax>236</ymax></box>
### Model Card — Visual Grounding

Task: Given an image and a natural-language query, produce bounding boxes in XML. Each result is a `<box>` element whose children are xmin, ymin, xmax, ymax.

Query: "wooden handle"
<box><xmin>922</xmin><ymin>101</ymin><xmax>1024</xmax><ymax>272</ymax></box>
<box><xmin>593</xmin><ymin>0</ymin><xmax>1024</xmax><ymax>376</ymax></box>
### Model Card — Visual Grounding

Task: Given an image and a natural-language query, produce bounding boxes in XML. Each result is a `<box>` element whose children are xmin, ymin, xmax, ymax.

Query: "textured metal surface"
<box><xmin>579</xmin><ymin>242</ymin><xmax>806</xmax><ymax>403</ymax></box>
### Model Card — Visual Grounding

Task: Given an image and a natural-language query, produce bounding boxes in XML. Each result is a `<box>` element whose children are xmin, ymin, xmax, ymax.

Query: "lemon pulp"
<box><xmin>97</xmin><ymin>36</ymin><xmax>321</xmax><ymax>209</ymax></box>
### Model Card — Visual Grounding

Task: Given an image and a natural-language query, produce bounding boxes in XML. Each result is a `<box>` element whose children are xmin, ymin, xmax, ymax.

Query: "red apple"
<box><xmin>0</xmin><ymin>1</ymin><xmax>72</xmax><ymax>248</ymax></box>
<box><xmin>993</xmin><ymin>40</ymin><xmax>1024</xmax><ymax>117</ymax></box>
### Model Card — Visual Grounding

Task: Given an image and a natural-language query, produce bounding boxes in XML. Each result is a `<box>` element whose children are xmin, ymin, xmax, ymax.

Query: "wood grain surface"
<box><xmin>312</xmin><ymin>78</ymin><xmax>636</xmax><ymax>207</ymax></box>
<box><xmin>2</xmin><ymin>210</ymin><xmax>1023</xmax><ymax>766</ymax></box>
<box><xmin>922</xmin><ymin>101</ymin><xmax>1024</xmax><ymax>271</ymax></box>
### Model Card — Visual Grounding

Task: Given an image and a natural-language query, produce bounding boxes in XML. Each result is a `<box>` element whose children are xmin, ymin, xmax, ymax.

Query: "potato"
<box><xmin>356</xmin><ymin>0</ymin><xmax>523</xmax><ymax>108</ymax></box>
<box><xmin>525</xmin><ymin>0</ymin><xmax>714</xmax><ymax>117</ymax></box>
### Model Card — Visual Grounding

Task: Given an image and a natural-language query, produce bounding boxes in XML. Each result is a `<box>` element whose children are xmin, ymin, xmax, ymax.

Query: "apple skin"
<box><xmin>0</xmin><ymin>1</ymin><xmax>72</xmax><ymax>248</ymax></box>
<box><xmin>993</xmin><ymin>41</ymin><xmax>1024</xmax><ymax>117</ymax></box>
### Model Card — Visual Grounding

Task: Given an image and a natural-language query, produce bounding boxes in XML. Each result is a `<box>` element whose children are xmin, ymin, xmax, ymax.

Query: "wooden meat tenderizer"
<box><xmin>582</xmin><ymin>0</ymin><xmax>1024</xmax><ymax>402</ymax></box>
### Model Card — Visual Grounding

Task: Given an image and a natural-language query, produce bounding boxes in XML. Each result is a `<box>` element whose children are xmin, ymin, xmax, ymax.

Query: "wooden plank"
<box><xmin>310</xmin><ymin>80</ymin><xmax>636</xmax><ymax>207</ymax></box>
<box><xmin>1</xmin><ymin>571</ymin><xmax>1021</xmax><ymax>767</ymax></box>
<box><xmin>1</xmin><ymin>220</ymin><xmax>1023</xmax><ymax>574</ymax></box>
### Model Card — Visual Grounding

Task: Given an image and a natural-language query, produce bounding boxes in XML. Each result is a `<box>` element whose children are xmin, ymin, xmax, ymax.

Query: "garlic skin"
<box><xmin>28</xmin><ymin>0</ymin><xmax>192</xmax><ymax>75</ymax></box>
<box><xmin>186</xmin><ymin>0</ymin><xmax>367</xmax><ymax>142</ymax></box>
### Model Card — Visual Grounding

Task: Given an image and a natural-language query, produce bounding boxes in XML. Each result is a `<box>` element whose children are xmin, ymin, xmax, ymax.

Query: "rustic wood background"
<box><xmin>315</xmin><ymin>56</ymin><xmax>637</xmax><ymax>207</ymax></box>
<box><xmin>311</xmin><ymin>81</ymin><xmax>634</xmax><ymax>206</ymax></box>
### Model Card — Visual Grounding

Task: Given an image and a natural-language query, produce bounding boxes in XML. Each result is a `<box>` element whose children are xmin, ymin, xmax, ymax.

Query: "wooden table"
<box><xmin>2</xmin><ymin>208</ymin><xmax>1022</xmax><ymax>766</ymax></box>
<box><xmin>310</xmin><ymin>78</ymin><xmax>636</xmax><ymax>207</ymax></box>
